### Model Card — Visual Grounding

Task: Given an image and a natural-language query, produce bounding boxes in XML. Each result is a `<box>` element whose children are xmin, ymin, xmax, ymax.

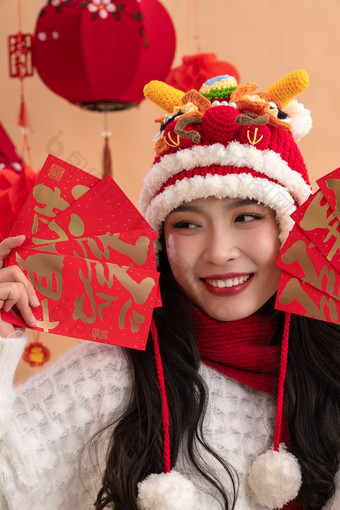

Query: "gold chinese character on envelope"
<box><xmin>275</xmin><ymin>167</ymin><xmax>340</xmax><ymax>323</ymax></box>
<box><xmin>2</xmin><ymin>155</ymin><xmax>161</xmax><ymax>350</ymax></box>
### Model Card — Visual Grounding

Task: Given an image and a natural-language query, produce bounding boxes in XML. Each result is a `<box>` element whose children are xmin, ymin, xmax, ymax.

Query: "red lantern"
<box><xmin>33</xmin><ymin>0</ymin><xmax>176</xmax><ymax>111</ymax></box>
<box><xmin>166</xmin><ymin>53</ymin><xmax>240</xmax><ymax>92</ymax></box>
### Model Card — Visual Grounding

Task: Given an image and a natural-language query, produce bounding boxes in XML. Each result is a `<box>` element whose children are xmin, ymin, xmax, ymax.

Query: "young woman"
<box><xmin>0</xmin><ymin>71</ymin><xmax>339</xmax><ymax>510</ymax></box>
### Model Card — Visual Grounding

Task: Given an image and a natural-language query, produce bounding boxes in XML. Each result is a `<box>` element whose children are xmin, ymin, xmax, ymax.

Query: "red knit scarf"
<box><xmin>193</xmin><ymin>306</ymin><xmax>279</xmax><ymax>393</ymax></box>
<box><xmin>192</xmin><ymin>306</ymin><xmax>302</xmax><ymax>510</ymax></box>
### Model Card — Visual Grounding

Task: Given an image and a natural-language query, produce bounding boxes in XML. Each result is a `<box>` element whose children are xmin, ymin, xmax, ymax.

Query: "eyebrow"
<box><xmin>171</xmin><ymin>199</ymin><xmax>259</xmax><ymax>213</ymax></box>
<box><xmin>226</xmin><ymin>199</ymin><xmax>259</xmax><ymax>209</ymax></box>
<box><xmin>171</xmin><ymin>204</ymin><xmax>202</xmax><ymax>213</ymax></box>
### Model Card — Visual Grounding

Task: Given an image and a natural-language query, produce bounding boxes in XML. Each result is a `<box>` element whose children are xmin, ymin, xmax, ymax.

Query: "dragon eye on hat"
<box><xmin>268</xmin><ymin>101</ymin><xmax>288</xmax><ymax>120</ymax></box>
<box><xmin>160</xmin><ymin>112</ymin><xmax>183</xmax><ymax>134</ymax></box>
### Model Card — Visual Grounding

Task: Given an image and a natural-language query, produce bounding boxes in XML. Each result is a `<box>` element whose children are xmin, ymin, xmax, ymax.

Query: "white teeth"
<box><xmin>206</xmin><ymin>275</ymin><xmax>251</xmax><ymax>288</ymax></box>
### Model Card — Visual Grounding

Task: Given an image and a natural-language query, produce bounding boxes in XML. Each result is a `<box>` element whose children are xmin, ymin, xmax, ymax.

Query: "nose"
<box><xmin>203</xmin><ymin>224</ymin><xmax>240</xmax><ymax>266</ymax></box>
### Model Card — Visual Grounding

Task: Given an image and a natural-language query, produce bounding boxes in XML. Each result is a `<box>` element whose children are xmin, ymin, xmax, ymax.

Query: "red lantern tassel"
<box><xmin>102</xmin><ymin>135</ymin><xmax>112</xmax><ymax>177</ymax></box>
<box><xmin>18</xmin><ymin>95</ymin><xmax>28</xmax><ymax>127</ymax></box>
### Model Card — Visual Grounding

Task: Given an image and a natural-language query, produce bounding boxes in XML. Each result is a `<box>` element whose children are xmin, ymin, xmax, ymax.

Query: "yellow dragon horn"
<box><xmin>265</xmin><ymin>70</ymin><xmax>309</xmax><ymax>108</ymax></box>
<box><xmin>143</xmin><ymin>81</ymin><xmax>185</xmax><ymax>114</ymax></box>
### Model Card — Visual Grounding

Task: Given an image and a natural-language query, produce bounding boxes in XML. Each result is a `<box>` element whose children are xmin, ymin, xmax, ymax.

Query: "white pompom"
<box><xmin>284</xmin><ymin>99</ymin><xmax>312</xmax><ymax>141</ymax></box>
<box><xmin>248</xmin><ymin>444</ymin><xmax>302</xmax><ymax>509</ymax></box>
<box><xmin>137</xmin><ymin>470</ymin><xmax>198</xmax><ymax>510</ymax></box>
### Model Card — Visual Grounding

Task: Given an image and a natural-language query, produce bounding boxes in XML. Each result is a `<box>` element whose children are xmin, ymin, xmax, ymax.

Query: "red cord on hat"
<box><xmin>151</xmin><ymin>317</ymin><xmax>171</xmax><ymax>473</ymax></box>
<box><xmin>274</xmin><ymin>312</ymin><xmax>291</xmax><ymax>451</ymax></box>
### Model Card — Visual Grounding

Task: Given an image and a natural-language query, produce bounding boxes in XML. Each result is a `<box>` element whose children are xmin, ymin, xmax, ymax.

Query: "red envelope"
<box><xmin>21</xmin><ymin>171</ymin><xmax>161</xmax><ymax>305</ymax></box>
<box><xmin>24</xmin><ymin>172</ymin><xmax>156</xmax><ymax>249</ymax></box>
<box><xmin>24</xmin><ymin>229</ymin><xmax>162</xmax><ymax>308</ymax></box>
<box><xmin>33</xmin><ymin>230</ymin><xmax>158</xmax><ymax>270</ymax></box>
<box><xmin>317</xmin><ymin>167</ymin><xmax>340</xmax><ymax>216</ymax></box>
<box><xmin>291</xmin><ymin>190</ymin><xmax>340</xmax><ymax>272</ymax></box>
<box><xmin>275</xmin><ymin>224</ymin><xmax>340</xmax><ymax>301</ymax></box>
<box><xmin>4</xmin><ymin>155</ymin><xmax>161</xmax><ymax>349</ymax></box>
<box><xmin>10</xmin><ymin>154</ymin><xmax>100</xmax><ymax>242</ymax></box>
<box><xmin>3</xmin><ymin>247</ymin><xmax>159</xmax><ymax>349</ymax></box>
<box><xmin>275</xmin><ymin>169</ymin><xmax>340</xmax><ymax>323</ymax></box>
<box><xmin>275</xmin><ymin>270</ymin><xmax>340</xmax><ymax>324</ymax></box>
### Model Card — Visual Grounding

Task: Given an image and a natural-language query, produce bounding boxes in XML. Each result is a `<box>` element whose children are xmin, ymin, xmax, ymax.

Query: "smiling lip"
<box><xmin>201</xmin><ymin>273</ymin><xmax>254</xmax><ymax>296</ymax></box>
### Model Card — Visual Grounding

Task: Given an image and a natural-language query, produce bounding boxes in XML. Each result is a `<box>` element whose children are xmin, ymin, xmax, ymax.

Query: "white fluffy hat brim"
<box><xmin>139</xmin><ymin>142</ymin><xmax>311</xmax><ymax>244</ymax></box>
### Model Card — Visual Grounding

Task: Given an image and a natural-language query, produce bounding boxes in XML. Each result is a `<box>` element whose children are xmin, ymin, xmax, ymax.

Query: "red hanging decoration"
<box><xmin>4</xmin><ymin>7</ymin><xmax>37</xmax><ymax>240</ymax></box>
<box><xmin>8</xmin><ymin>0</ymin><xmax>34</xmax><ymax>166</ymax></box>
<box><xmin>8</xmin><ymin>34</ymin><xmax>34</xmax><ymax>79</ymax></box>
<box><xmin>33</xmin><ymin>0</ymin><xmax>176</xmax><ymax>111</ymax></box>
<box><xmin>23</xmin><ymin>341</ymin><xmax>51</xmax><ymax>367</ymax></box>
<box><xmin>166</xmin><ymin>53</ymin><xmax>240</xmax><ymax>92</ymax></box>
<box><xmin>102</xmin><ymin>134</ymin><xmax>112</xmax><ymax>177</ymax></box>
<box><xmin>101</xmin><ymin>111</ymin><xmax>113</xmax><ymax>177</ymax></box>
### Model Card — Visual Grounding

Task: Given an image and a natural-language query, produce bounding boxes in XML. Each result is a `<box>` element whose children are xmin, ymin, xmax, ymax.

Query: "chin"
<box><xmin>199</xmin><ymin>306</ymin><xmax>250</xmax><ymax>322</ymax></box>
<box><xmin>199</xmin><ymin>299</ymin><xmax>274</xmax><ymax>322</ymax></box>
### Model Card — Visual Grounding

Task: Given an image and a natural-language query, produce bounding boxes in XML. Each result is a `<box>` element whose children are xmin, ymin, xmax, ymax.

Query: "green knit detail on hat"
<box><xmin>201</xmin><ymin>85</ymin><xmax>237</xmax><ymax>101</ymax></box>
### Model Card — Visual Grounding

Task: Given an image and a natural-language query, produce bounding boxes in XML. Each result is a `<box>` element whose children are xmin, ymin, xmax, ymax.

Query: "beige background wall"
<box><xmin>1</xmin><ymin>0</ymin><xmax>340</xmax><ymax>381</ymax></box>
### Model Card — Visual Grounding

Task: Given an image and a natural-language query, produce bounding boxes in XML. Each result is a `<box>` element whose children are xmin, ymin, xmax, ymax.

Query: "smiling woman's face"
<box><xmin>163</xmin><ymin>196</ymin><xmax>281</xmax><ymax>321</ymax></box>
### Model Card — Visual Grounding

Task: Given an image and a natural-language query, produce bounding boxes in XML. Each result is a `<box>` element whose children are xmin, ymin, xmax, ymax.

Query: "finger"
<box><xmin>0</xmin><ymin>283</ymin><xmax>37</xmax><ymax>328</ymax></box>
<box><xmin>0</xmin><ymin>235</ymin><xmax>26</xmax><ymax>270</ymax></box>
<box><xmin>0</xmin><ymin>320</ymin><xmax>15</xmax><ymax>338</ymax></box>
<box><xmin>0</xmin><ymin>265</ymin><xmax>39</xmax><ymax>308</ymax></box>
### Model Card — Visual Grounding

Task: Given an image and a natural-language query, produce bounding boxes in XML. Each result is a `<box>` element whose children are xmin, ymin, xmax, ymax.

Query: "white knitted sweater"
<box><xmin>0</xmin><ymin>335</ymin><xmax>338</xmax><ymax>510</ymax></box>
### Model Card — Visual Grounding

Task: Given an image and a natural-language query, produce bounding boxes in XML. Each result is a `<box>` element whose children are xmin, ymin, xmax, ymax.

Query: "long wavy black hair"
<box><xmin>92</xmin><ymin>236</ymin><xmax>340</xmax><ymax>510</ymax></box>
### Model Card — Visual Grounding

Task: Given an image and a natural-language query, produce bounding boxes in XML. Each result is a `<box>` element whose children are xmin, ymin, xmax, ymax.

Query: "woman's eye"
<box><xmin>172</xmin><ymin>220</ymin><xmax>198</xmax><ymax>229</ymax></box>
<box><xmin>235</xmin><ymin>213</ymin><xmax>263</xmax><ymax>223</ymax></box>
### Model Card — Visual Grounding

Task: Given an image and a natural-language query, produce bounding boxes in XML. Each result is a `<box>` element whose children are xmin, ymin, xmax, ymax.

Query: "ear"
<box><xmin>181</xmin><ymin>90</ymin><xmax>211</xmax><ymax>114</ymax></box>
<box><xmin>229</xmin><ymin>82</ymin><xmax>259</xmax><ymax>103</ymax></box>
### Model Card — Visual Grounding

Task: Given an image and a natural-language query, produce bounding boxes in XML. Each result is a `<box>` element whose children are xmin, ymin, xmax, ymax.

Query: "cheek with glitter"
<box><xmin>166</xmin><ymin>234</ymin><xmax>177</xmax><ymax>263</ymax></box>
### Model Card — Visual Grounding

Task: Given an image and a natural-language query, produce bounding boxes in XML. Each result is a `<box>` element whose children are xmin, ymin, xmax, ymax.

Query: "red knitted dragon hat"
<box><xmin>140</xmin><ymin>71</ymin><xmax>312</xmax><ymax>246</ymax></box>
